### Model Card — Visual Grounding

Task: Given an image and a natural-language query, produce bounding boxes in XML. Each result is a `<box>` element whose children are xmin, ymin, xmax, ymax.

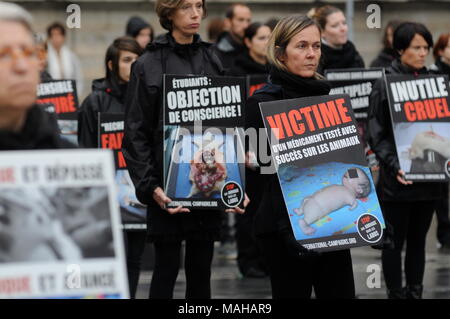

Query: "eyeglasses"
<box><xmin>0</xmin><ymin>45</ymin><xmax>38</xmax><ymax>63</ymax></box>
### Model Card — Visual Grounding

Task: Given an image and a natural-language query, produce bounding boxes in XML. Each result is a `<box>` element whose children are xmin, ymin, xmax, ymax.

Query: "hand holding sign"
<box><xmin>396</xmin><ymin>169</ymin><xmax>413</xmax><ymax>185</ymax></box>
<box><xmin>225</xmin><ymin>193</ymin><xmax>249</xmax><ymax>214</ymax></box>
<box><xmin>153</xmin><ymin>187</ymin><xmax>190</xmax><ymax>214</ymax></box>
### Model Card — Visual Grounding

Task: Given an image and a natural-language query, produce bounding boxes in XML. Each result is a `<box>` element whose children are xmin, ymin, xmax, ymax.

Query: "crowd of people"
<box><xmin>1</xmin><ymin>0</ymin><xmax>450</xmax><ymax>299</ymax></box>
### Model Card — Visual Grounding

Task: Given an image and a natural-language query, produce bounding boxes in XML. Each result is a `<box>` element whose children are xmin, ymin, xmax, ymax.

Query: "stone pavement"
<box><xmin>135</xmin><ymin>215</ymin><xmax>450</xmax><ymax>299</ymax></box>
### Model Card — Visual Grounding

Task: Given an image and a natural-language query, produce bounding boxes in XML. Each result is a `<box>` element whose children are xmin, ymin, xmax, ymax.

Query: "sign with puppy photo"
<box><xmin>259</xmin><ymin>94</ymin><xmax>385</xmax><ymax>252</ymax></box>
<box><xmin>385</xmin><ymin>74</ymin><xmax>450</xmax><ymax>181</ymax></box>
<box><xmin>163</xmin><ymin>75</ymin><xmax>246</xmax><ymax>210</ymax></box>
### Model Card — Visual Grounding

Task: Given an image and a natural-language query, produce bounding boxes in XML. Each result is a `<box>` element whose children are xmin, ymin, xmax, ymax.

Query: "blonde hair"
<box><xmin>267</xmin><ymin>15</ymin><xmax>321</xmax><ymax>75</ymax></box>
<box><xmin>155</xmin><ymin>0</ymin><xmax>207</xmax><ymax>31</ymax></box>
<box><xmin>312</xmin><ymin>5</ymin><xmax>342</xmax><ymax>30</ymax></box>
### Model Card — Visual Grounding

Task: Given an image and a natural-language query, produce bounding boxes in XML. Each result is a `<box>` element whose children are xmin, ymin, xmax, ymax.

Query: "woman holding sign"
<box><xmin>430</xmin><ymin>34</ymin><xmax>450</xmax><ymax>252</ymax></box>
<box><xmin>77</xmin><ymin>37</ymin><xmax>145</xmax><ymax>299</ymax></box>
<box><xmin>245</xmin><ymin>15</ymin><xmax>355</xmax><ymax>299</ymax></box>
<box><xmin>122</xmin><ymin>0</ymin><xmax>247</xmax><ymax>299</ymax></box>
<box><xmin>368</xmin><ymin>22</ymin><xmax>444</xmax><ymax>299</ymax></box>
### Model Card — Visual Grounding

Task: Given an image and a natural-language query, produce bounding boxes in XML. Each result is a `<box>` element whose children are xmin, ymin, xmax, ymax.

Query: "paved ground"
<box><xmin>135</xmin><ymin>215</ymin><xmax>450</xmax><ymax>299</ymax></box>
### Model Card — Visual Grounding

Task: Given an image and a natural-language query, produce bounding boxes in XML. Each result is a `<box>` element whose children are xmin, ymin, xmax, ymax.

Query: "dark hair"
<box><xmin>265</xmin><ymin>18</ymin><xmax>279</xmax><ymax>32</ymax></box>
<box><xmin>47</xmin><ymin>22</ymin><xmax>66</xmax><ymax>38</ymax></box>
<box><xmin>433</xmin><ymin>33</ymin><xmax>450</xmax><ymax>60</ymax></box>
<box><xmin>105</xmin><ymin>36</ymin><xmax>143</xmax><ymax>87</ymax></box>
<box><xmin>207</xmin><ymin>17</ymin><xmax>225</xmax><ymax>42</ymax></box>
<box><xmin>313</xmin><ymin>5</ymin><xmax>342</xmax><ymax>30</ymax></box>
<box><xmin>382</xmin><ymin>20</ymin><xmax>402</xmax><ymax>49</ymax></box>
<box><xmin>244</xmin><ymin>22</ymin><xmax>265</xmax><ymax>41</ymax></box>
<box><xmin>393</xmin><ymin>22</ymin><xmax>433</xmax><ymax>53</ymax></box>
<box><xmin>225</xmin><ymin>3</ymin><xmax>249</xmax><ymax>20</ymax></box>
<box><xmin>126</xmin><ymin>16</ymin><xmax>154</xmax><ymax>42</ymax></box>
<box><xmin>156</xmin><ymin>0</ymin><xmax>207</xmax><ymax>31</ymax></box>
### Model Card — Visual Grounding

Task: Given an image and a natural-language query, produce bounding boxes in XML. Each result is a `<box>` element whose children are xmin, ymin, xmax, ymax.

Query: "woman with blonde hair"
<box><xmin>245</xmin><ymin>15</ymin><xmax>355</xmax><ymax>299</ymax></box>
<box><xmin>312</xmin><ymin>5</ymin><xmax>364</xmax><ymax>74</ymax></box>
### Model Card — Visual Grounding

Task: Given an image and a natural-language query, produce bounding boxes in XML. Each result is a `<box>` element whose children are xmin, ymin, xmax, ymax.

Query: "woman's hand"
<box><xmin>153</xmin><ymin>187</ymin><xmax>190</xmax><ymax>214</ymax></box>
<box><xmin>245</xmin><ymin>151</ymin><xmax>258</xmax><ymax>170</ymax></box>
<box><xmin>225</xmin><ymin>193</ymin><xmax>250</xmax><ymax>214</ymax></box>
<box><xmin>396</xmin><ymin>170</ymin><xmax>413</xmax><ymax>185</ymax></box>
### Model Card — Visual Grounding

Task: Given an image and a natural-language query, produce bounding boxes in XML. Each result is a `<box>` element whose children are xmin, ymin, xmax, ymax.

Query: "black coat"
<box><xmin>228</xmin><ymin>52</ymin><xmax>268</xmax><ymax>76</ymax></box>
<box><xmin>0</xmin><ymin>105</ymin><xmax>75</xmax><ymax>150</ymax></box>
<box><xmin>122</xmin><ymin>32</ymin><xmax>224</xmax><ymax>241</ymax></box>
<box><xmin>367</xmin><ymin>59</ymin><xmax>444</xmax><ymax>202</ymax></box>
<box><xmin>228</xmin><ymin>53</ymin><xmax>268</xmax><ymax>206</ymax></box>
<box><xmin>370</xmin><ymin>48</ymin><xmax>397</xmax><ymax>69</ymax></box>
<box><xmin>212</xmin><ymin>32</ymin><xmax>247</xmax><ymax>71</ymax></box>
<box><xmin>429</xmin><ymin>58</ymin><xmax>450</xmax><ymax>77</ymax></box>
<box><xmin>318</xmin><ymin>41</ymin><xmax>365</xmax><ymax>75</ymax></box>
<box><xmin>78</xmin><ymin>79</ymin><xmax>127</xmax><ymax>148</ymax></box>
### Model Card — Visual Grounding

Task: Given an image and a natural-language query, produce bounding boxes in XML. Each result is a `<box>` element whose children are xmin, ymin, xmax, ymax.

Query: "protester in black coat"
<box><xmin>370</xmin><ymin>20</ymin><xmax>402</xmax><ymax>68</ymax></box>
<box><xmin>212</xmin><ymin>3</ymin><xmax>251</xmax><ymax>70</ymax></box>
<box><xmin>429</xmin><ymin>33</ymin><xmax>450</xmax><ymax>250</ymax></box>
<box><xmin>229</xmin><ymin>22</ymin><xmax>271</xmax><ymax>278</ymax></box>
<box><xmin>77</xmin><ymin>37</ymin><xmax>145</xmax><ymax>298</ymax></box>
<box><xmin>122</xmin><ymin>0</ymin><xmax>246</xmax><ymax>299</ymax></box>
<box><xmin>78</xmin><ymin>79</ymin><xmax>128</xmax><ymax>147</ymax></box>
<box><xmin>246</xmin><ymin>15</ymin><xmax>355</xmax><ymax>299</ymax></box>
<box><xmin>312</xmin><ymin>5</ymin><xmax>364</xmax><ymax>74</ymax></box>
<box><xmin>367</xmin><ymin>22</ymin><xmax>444</xmax><ymax>299</ymax></box>
<box><xmin>229</xmin><ymin>22</ymin><xmax>270</xmax><ymax>76</ymax></box>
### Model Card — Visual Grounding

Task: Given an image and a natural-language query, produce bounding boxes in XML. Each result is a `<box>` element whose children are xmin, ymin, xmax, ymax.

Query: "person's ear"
<box><xmin>276</xmin><ymin>46</ymin><xmax>285</xmax><ymax>63</ymax></box>
<box><xmin>107</xmin><ymin>60</ymin><xmax>113</xmax><ymax>71</ymax></box>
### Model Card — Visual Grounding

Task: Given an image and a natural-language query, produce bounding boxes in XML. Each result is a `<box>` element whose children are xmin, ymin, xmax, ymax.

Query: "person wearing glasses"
<box><xmin>0</xmin><ymin>1</ymin><xmax>73</xmax><ymax>150</ymax></box>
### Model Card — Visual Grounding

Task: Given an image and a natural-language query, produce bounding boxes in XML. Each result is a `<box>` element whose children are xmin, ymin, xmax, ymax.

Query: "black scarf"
<box><xmin>269</xmin><ymin>65</ymin><xmax>331</xmax><ymax>99</ymax></box>
<box><xmin>320</xmin><ymin>41</ymin><xmax>361</xmax><ymax>69</ymax></box>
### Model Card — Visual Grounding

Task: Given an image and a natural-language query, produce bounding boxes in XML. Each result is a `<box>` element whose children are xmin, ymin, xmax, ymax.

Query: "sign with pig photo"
<box><xmin>163</xmin><ymin>75</ymin><xmax>246</xmax><ymax>210</ymax></box>
<box><xmin>385</xmin><ymin>74</ymin><xmax>450</xmax><ymax>181</ymax></box>
<box><xmin>259</xmin><ymin>94</ymin><xmax>385</xmax><ymax>252</ymax></box>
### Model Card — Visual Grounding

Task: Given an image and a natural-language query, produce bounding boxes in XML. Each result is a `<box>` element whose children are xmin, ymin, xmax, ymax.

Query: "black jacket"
<box><xmin>246</xmin><ymin>67</ymin><xmax>331</xmax><ymax>237</ymax></box>
<box><xmin>370</xmin><ymin>48</ymin><xmax>397</xmax><ymax>69</ymax></box>
<box><xmin>212</xmin><ymin>32</ymin><xmax>247</xmax><ymax>70</ymax></box>
<box><xmin>122</xmin><ymin>32</ymin><xmax>224</xmax><ymax>240</ymax></box>
<box><xmin>367</xmin><ymin>59</ymin><xmax>444</xmax><ymax>201</ymax></box>
<box><xmin>429</xmin><ymin>58</ymin><xmax>450</xmax><ymax>77</ymax></box>
<box><xmin>78</xmin><ymin>78</ymin><xmax>127</xmax><ymax>148</ymax></box>
<box><xmin>318</xmin><ymin>40</ymin><xmax>365</xmax><ymax>75</ymax></box>
<box><xmin>228</xmin><ymin>52</ymin><xmax>268</xmax><ymax>76</ymax></box>
<box><xmin>0</xmin><ymin>105</ymin><xmax>75</xmax><ymax>150</ymax></box>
